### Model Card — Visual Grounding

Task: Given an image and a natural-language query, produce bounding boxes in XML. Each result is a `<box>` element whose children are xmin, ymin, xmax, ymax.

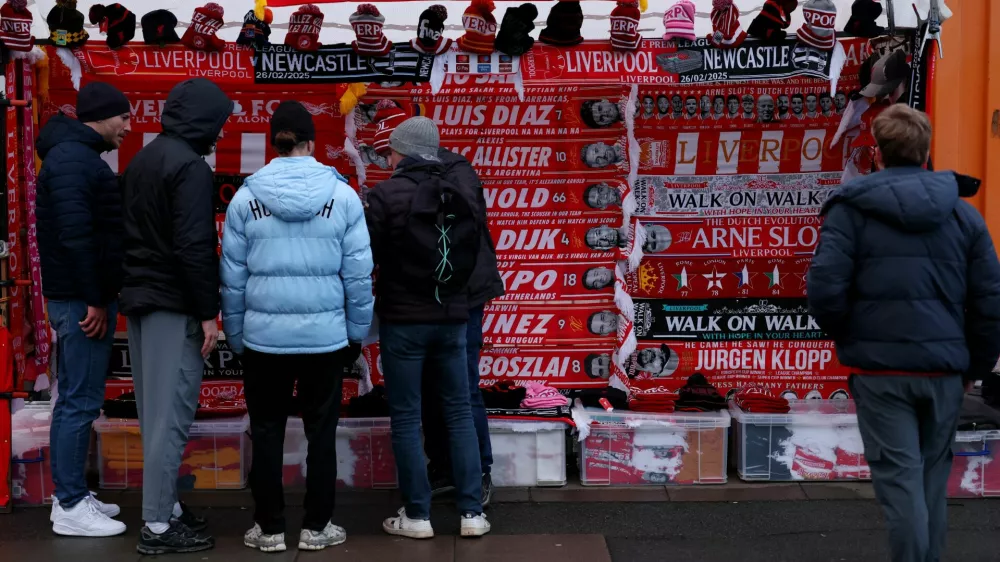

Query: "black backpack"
<box><xmin>399</xmin><ymin>168</ymin><xmax>481</xmax><ymax>304</ymax></box>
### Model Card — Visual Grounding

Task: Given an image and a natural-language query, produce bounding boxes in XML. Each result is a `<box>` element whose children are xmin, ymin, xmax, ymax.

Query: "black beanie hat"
<box><xmin>76</xmin><ymin>82</ymin><xmax>131</xmax><ymax>123</ymax></box>
<box><xmin>495</xmin><ymin>4</ymin><xmax>539</xmax><ymax>56</ymax></box>
<box><xmin>47</xmin><ymin>0</ymin><xmax>90</xmax><ymax>48</ymax></box>
<box><xmin>270</xmin><ymin>101</ymin><xmax>316</xmax><ymax>146</ymax></box>
<box><xmin>539</xmin><ymin>1</ymin><xmax>584</xmax><ymax>46</ymax></box>
<box><xmin>141</xmin><ymin>9</ymin><xmax>181</xmax><ymax>45</ymax></box>
<box><xmin>89</xmin><ymin>3</ymin><xmax>137</xmax><ymax>49</ymax></box>
<box><xmin>412</xmin><ymin>5</ymin><xmax>451</xmax><ymax>55</ymax></box>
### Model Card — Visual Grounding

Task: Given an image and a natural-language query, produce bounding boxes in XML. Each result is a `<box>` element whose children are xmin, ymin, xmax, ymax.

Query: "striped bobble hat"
<box><xmin>372</xmin><ymin>100</ymin><xmax>409</xmax><ymax>157</ymax></box>
<box><xmin>663</xmin><ymin>0</ymin><xmax>697</xmax><ymax>42</ymax></box>
<box><xmin>457</xmin><ymin>0</ymin><xmax>497</xmax><ymax>54</ymax></box>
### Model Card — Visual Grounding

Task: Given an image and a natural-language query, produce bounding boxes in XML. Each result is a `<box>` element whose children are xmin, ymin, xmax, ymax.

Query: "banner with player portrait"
<box><xmin>479</xmin><ymin>346</ymin><xmax>617</xmax><ymax>388</ymax></box>
<box><xmin>482</xmin><ymin>303</ymin><xmax>620</xmax><ymax>347</ymax></box>
<box><xmin>626</xmin><ymin>257</ymin><xmax>811</xmax><ymax>299</ymax></box>
<box><xmin>632</xmin><ymin>173</ymin><xmax>840</xmax><ymax>218</ymax></box>
<box><xmin>482</xmin><ymin>178</ymin><xmax>629</xmax><ymax>219</ymax></box>
<box><xmin>495</xmin><ymin>261</ymin><xmax>618</xmax><ymax>304</ymax></box>
<box><xmin>488</xmin><ymin>217</ymin><xmax>642</xmax><ymax>263</ymax></box>
<box><xmin>626</xmin><ymin>217</ymin><xmax>821</xmax><ymax>258</ymax></box>
<box><xmin>355</xmin><ymin>86</ymin><xmax>630</xmax><ymax>140</ymax></box>
<box><xmin>633</xmin><ymin>298</ymin><xmax>823</xmax><ymax>342</ymax></box>
<box><xmin>614</xmin><ymin>340</ymin><xmax>851</xmax><ymax>399</ymax></box>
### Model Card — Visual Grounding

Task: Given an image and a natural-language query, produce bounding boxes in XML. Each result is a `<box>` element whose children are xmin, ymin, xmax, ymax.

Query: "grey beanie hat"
<box><xmin>388</xmin><ymin>116</ymin><xmax>440</xmax><ymax>158</ymax></box>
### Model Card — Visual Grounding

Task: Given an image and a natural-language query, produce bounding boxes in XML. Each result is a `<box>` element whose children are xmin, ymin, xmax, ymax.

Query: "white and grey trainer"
<box><xmin>244</xmin><ymin>524</ymin><xmax>287</xmax><ymax>553</ymax></box>
<box><xmin>298</xmin><ymin>522</ymin><xmax>347</xmax><ymax>551</ymax></box>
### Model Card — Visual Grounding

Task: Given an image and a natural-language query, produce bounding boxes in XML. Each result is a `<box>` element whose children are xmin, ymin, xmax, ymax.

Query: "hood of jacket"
<box><xmin>244</xmin><ymin>156</ymin><xmax>346</xmax><ymax>222</ymax></box>
<box><xmin>36</xmin><ymin>113</ymin><xmax>113</xmax><ymax>158</ymax></box>
<box><xmin>822</xmin><ymin>167</ymin><xmax>962</xmax><ymax>233</ymax></box>
<box><xmin>161</xmin><ymin>78</ymin><xmax>234</xmax><ymax>156</ymax></box>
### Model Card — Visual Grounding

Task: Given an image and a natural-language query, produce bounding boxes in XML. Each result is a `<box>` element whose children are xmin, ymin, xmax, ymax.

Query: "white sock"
<box><xmin>172</xmin><ymin>502</ymin><xmax>183</xmax><ymax>518</ymax></box>
<box><xmin>147</xmin><ymin>521</ymin><xmax>170</xmax><ymax>534</ymax></box>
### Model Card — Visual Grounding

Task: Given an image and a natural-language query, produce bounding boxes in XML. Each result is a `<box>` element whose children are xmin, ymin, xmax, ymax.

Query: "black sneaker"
<box><xmin>170</xmin><ymin>502</ymin><xmax>207</xmax><ymax>533</ymax></box>
<box><xmin>137</xmin><ymin>522</ymin><xmax>214</xmax><ymax>555</ymax></box>
<box><xmin>481</xmin><ymin>473</ymin><xmax>493</xmax><ymax>508</ymax></box>
<box><xmin>430</xmin><ymin>475</ymin><xmax>455</xmax><ymax>497</ymax></box>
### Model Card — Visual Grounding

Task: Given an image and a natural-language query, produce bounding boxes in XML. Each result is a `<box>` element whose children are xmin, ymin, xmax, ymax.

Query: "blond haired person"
<box><xmin>808</xmin><ymin>105</ymin><xmax>1000</xmax><ymax>562</ymax></box>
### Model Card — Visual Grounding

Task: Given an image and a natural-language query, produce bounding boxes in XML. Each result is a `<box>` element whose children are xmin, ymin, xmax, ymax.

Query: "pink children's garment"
<box><xmin>520</xmin><ymin>382</ymin><xmax>569</xmax><ymax>409</ymax></box>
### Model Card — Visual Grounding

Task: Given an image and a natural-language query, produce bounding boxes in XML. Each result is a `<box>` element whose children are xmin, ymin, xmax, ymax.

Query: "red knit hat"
<box><xmin>182</xmin><ymin>2</ymin><xmax>226</xmax><ymax>52</ymax></box>
<box><xmin>0</xmin><ymin>0</ymin><xmax>34</xmax><ymax>53</ymax></box>
<box><xmin>372</xmin><ymin>100</ymin><xmax>409</xmax><ymax>156</ymax></box>
<box><xmin>457</xmin><ymin>0</ymin><xmax>497</xmax><ymax>55</ymax></box>
<box><xmin>351</xmin><ymin>4</ymin><xmax>392</xmax><ymax>57</ymax></box>
<box><xmin>610</xmin><ymin>0</ymin><xmax>641</xmax><ymax>51</ymax></box>
<box><xmin>709</xmin><ymin>0</ymin><xmax>747</xmax><ymax>48</ymax></box>
<box><xmin>285</xmin><ymin>4</ymin><xmax>324</xmax><ymax>52</ymax></box>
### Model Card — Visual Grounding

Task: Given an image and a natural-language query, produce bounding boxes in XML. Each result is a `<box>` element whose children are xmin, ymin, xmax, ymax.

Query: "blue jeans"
<box><xmin>850</xmin><ymin>374</ymin><xmax>964</xmax><ymax>562</ymax></box>
<box><xmin>48</xmin><ymin>299</ymin><xmax>117</xmax><ymax>508</ymax></box>
<box><xmin>422</xmin><ymin>305</ymin><xmax>493</xmax><ymax>475</ymax></box>
<box><xmin>380</xmin><ymin>321</ymin><xmax>482</xmax><ymax>519</ymax></box>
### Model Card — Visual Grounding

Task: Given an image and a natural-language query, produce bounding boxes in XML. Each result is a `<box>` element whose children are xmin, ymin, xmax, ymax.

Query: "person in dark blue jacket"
<box><xmin>36</xmin><ymin>81</ymin><xmax>130</xmax><ymax>538</ymax></box>
<box><xmin>808</xmin><ymin>104</ymin><xmax>1000</xmax><ymax>562</ymax></box>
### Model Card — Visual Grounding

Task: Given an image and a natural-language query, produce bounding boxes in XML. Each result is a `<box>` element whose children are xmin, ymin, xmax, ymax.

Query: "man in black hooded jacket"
<box><xmin>120</xmin><ymin>78</ymin><xmax>233</xmax><ymax>555</ymax></box>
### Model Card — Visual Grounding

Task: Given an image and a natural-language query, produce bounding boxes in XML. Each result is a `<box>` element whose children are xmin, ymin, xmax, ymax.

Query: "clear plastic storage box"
<box><xmin>283</xmin><ymin>417</ymin><xmax>397</xmax><ymax>489</ymax></box>
<box><xmin>730</xmin><ymin>400</ymin><xmax>869</xmax><ymax>482</ymax></box>
<box><xmin>489</xmin><ymin>419</ymin><xmax>568</xmax><ymax>487</ymax></box>
<box><xmin>94</xmin><ymin>415</ymin><xmax>250</xmax><ymax>490</ymax></box>
<box><xmin>579</xmin><ymin>408</ymin><xmax>730</xmax><ymax>486</ymax></box>
<box><xmin>11</xmin><ymin>403</ymin><xmax>54</xmax><ymax>506</ymax></box>
<box><xmin>948</xmin><ymin>429</ymin><xmax>1000</xmax><ymax>498</ymax></box>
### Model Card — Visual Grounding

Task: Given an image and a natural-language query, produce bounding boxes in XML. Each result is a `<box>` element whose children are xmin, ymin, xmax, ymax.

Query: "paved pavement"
<box><xmin>2</xmin><ymin>484</ymin><xmax>999</xmax><ymax>561</ymax></box>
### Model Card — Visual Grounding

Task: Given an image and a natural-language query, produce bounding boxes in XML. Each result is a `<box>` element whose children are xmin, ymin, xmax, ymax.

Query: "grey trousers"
<box><xmin>849</xmin><ymin>374</ymin><xmax>964</xmax><ymax>562</ymax></box>
<box><xmin>127</xmin><ymin>311</ymin><xmax>205</xmax><ymax>524</ymax></box>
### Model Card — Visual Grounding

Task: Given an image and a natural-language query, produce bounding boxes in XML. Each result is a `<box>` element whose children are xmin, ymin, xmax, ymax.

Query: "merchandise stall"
<box><xmin>0</xmin><ymin>0</ymin><xmax>971</xmax><ymax>509</ymax></box>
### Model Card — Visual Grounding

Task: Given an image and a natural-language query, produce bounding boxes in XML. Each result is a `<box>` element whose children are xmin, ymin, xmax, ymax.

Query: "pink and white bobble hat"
<box><xmin>663</xmin><ymin>0</ymin><xmax>697</xmax><ymax>41</ymax></box>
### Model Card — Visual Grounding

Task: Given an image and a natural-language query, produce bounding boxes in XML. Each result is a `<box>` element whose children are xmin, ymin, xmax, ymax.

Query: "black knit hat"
<box><xmin>495</xmin><ymin>4</ymin><xmax>538</xmax><ymax>56</ymax></box>
<box><xmin>47</xmin><ymin>0</ymin><xmax>89</xmax><ymax>48</ymax></box>
<box><xmin>141</xmin><ymin>9</ymin><xmax>181</xmax><ymax>45</ymax></box>
<box><xmin>89</xmin><ymin>3</ymin><xmax>136</xmax><ymax>49</ymax></box>
<box><xmin>412</xmin><ymin>5</ymin><xmax>451</xmax><ymax>55</ymax></box>
<box><xmin>539</xmin><ymin>0</ymin><xmax>584</xmax><ymax>46</ymax></box>
<box><xmin>270</xmin><ymin>101</ymin><xmax>316</xmax><ymax>146</ymax></box>
<box><xmin>77</xmin><ymin>82</ymin><xmax>130</xmax><ymax>123</ymax></box>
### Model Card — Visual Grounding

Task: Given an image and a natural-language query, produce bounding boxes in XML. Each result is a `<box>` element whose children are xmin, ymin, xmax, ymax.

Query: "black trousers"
<box><xmin>243</xmin><ymin>348</ymin><xmax>346</xmax><ymax>534</ymax></box>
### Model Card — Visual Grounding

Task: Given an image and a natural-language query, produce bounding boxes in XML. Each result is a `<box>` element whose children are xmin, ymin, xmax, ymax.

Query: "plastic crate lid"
<box><xmin>954</xmin><ymin>429</ymin><xmax>1000</xmax><ymax>443</ymax></box>
<box><xmin>286</xmin><ymin>416</ymin><xmax>391</xmax><ymax>430</ymax></box>
<box><xmin>729</xmin><ymin>399</ymin><xmax>858</xmax><ymax>426</ymax></box>
<box><xmin>583</xmin><ymin>407</ymin><xmax>731</xmax><ymax>429</ymax></box>
<box><xmin>488</xmin><ymin>419</ymin><xmax>568</xmax><ymax>432</ymax></box>
<box><xmin>93</xmin><ymin>415</ymin><xmax>249</xmax><ymax>435</ymax></box>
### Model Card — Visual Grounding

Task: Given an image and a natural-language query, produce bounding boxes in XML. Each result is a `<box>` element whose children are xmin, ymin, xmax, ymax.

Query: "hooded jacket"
<box><xmin>36</xmin><ymin>113</ymin><xmax>123</xmax><ymax>306</ymax></box>
<box><xmin>365</xmin><ymin>148</ymin><xmax>503</xmax><ymax>324</ymax></box>
<box><xmin>220</xmin><ymin>156</ymin><xmax>374</xmax><ymax>355</ymax></box>
<box><xmin>808</xmin><ymin>167</ymin><xmax>1000</xmax><ymax>380</ymax></box>
<box><xmin>120</xmin><ymin>78</ymin><xmax>233</xmax><ymax>320</ymax></box>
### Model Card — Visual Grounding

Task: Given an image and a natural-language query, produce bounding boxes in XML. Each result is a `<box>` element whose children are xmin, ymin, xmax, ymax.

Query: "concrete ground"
<box><xmin>2</xmin><ymin>482</ymin><xmax>1000</xmax><ymax>561</ymax></box>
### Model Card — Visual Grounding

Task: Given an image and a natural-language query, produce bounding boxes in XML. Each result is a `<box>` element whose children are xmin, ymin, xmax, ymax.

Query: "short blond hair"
<box><xmin>872</xmin><ymin>105</ymin><xmax>932</xmax><ymax>167</ymax></box>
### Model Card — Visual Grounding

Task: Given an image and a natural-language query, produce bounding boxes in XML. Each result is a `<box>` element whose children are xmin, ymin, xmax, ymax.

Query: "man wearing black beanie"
<box><xmin>36</xmin><ymin>80</ymin><xmax>131</xmax><ymax>537</ymax></box>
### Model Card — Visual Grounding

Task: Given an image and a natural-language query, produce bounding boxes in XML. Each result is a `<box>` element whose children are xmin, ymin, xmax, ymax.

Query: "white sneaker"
<box><xmin>50</xmin><ymin>492</ymin><xmax>121</xmax><ymax>521</ymax></box>
<box><xmin>298</xmin><ymin>522</ymin><xmax>347</xmax><ymax>551</ymax></box>
<box><xmin>51</xmin><ymin>497</ymin><xmax>127</xmax><ymax>537</ymax></box>
<box><xmin>460</xmin><ymin>513</ymin><xmax>490</xmax><ymax>538</ymax></box>
<box><xmin>244</xmin><ymin>523</ymin><xmax>286</xmax><ymax>553</ymax></box>
<box><xmin>382</xmin><ymin>507</ymin><xmax>434</xmax><ymax>539</ymax></box>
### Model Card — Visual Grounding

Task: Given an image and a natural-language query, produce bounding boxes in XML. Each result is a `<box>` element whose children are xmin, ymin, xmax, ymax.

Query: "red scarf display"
<box><xmin>482</xmin><ymin>178</ymin><xmax>630</xmax><ymax>219</ymax></box>
<box><xmin>636</xmin><ymin>133</ymin><xmax>850</xmax><ymax>176</ymax></box>
<box><xmin>627</xmin><ymin>217</ymin><xmax>821</xmax><ymax>258</ymax></box>
<box><xmin>479</xmin><ymin>346</ymin><xmax>617</xmax><ymax>388</ymax></box>
<box><xmin>21</xmin><ymin>62</ymin><xmax>50</xmax><ymax>379</ymax></box>
<box><xmin>495</xmin><ymin>261</ymin><xmax>616</xmax><ymax>303</ymax></box>
<box><xmin>5</xmin><ymin>63</ymin><xmax>27</xmax><ymax>381</ymax></box>
<box><xmin>489</xmin><ymin>218</ymin><xmax>631</xmax><ymax>263</ymax></box>
<box><xmin>483</xmin><ymin>303</ymin><xmax>620</xmax><ymax>347</ymax></box>
<box><xmin>626</xmin><ymin>257</ymin><xmax>811</xmax><ymax>299</ymax></box>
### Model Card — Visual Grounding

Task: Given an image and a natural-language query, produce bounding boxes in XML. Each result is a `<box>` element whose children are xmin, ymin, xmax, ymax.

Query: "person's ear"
<box><xmin>307</xmin><ymin>140</ymin><xmax>316</xmax><ymax>156</ymax></box>
<box><xmin>874</xmin><ymin>147</ymin><xmax>885</xmax><ymax>171</ymax></box>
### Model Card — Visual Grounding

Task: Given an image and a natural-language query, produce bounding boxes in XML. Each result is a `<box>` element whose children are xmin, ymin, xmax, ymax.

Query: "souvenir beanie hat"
<box><xmin>709</xmin><ymin>0</ymin><xmax>746</xmax><ymax>48</ymax></box>
<box><xmin>663</xmin><ymin>0</ymin><xmax>697</xmax><ymax>42</ymax></box>
<box><xmin>798</xmin><ymin>0</ymin><xmax>837</xmax><ymax>50</ymax></box>
<box><xmin>610</xmin><ymin>0</ymin><xmax>641</xmax><ymax>51</ymax></box>
<box><xmin>412</xmin><ymin>5</ymin><xmax>452</xmax><ymax>55</ymax></box>
<box><xmin>351</xmin><ymin>4</ymin><xmax>392</xmax><ymax>57</ymax></box>
<box><xmin>182</xmin><ymin>3</ymin><xmax>226</xmax><ymax>51</ymax></box>
<box><xmin>0</xmin><ymin>0</ymin><xmax>34</xmax><ymax>53</ymax></box>
<box><xmin>372</xmin><ymin>100</ymin><xmax>409</xmax><ymax>156</ymax></box>
<box><xmin>539</xmin><ymin>1</ymin><xmax>584</xmax><ymax>46</ymax></box>
<box><xmin>237</xmin><ymin>0</ymin><xmax>274</xmax><ymax>49</ymax></box>
<box><xmin>142</xmin><ymin>9</ymin><xmax>181</xmax><ymax>45</ymax></box>
<box><xmin>845</xmin><ymin>0</ymin><xmax>883</xmax><ymax>38</ymax></box>
<box><xmin>748</xmin><ymin>0</ymin><xmax>796</xmax><ymax>43</ymax></box>
<box><xmin>495</xmin><ymin>3</ymin><xmax>538</xmax><ymax>56</ymax></box>
<box><xmin>89</xmin><ymin>4</ymin><xmax>137</xmax><ymax>49</ymax></box>
<box><xmin>47</xmin><ymin>0</ymin><xmax>90</xmax><ymax>49</ymax></box>
<box><xmin>458</xmin><ymin>0</ymin><xmax>498</xmax><ymax>55</ymax></box>
<box><xmin>285</xmin><ymin>4</ymin><xmax>324</xmax><ymax>52</ymax></box>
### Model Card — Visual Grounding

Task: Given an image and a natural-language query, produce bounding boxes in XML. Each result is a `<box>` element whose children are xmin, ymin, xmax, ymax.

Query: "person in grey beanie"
<box><xmin>36</xmin><ymin>81</ymin><xmax>131</xmax><ymax>538</ymax></box>
<box><xmin>365</xmin><ymin>117</ymin><xmax>492</xmax><ymax>539</ymax></box>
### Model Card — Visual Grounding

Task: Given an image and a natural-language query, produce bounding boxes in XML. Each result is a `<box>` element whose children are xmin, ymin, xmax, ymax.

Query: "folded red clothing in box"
<box><xmin>734</xmin><ymin>388</ymin><xmax>790</xmax><ymax>413</ymax></box>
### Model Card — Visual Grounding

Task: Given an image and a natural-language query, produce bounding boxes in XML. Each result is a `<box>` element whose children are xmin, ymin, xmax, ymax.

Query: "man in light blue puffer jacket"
<box><xmin>220</xmin><ymin>101</ymin><xmax>373</xmax><ymax>553</ymax></box>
